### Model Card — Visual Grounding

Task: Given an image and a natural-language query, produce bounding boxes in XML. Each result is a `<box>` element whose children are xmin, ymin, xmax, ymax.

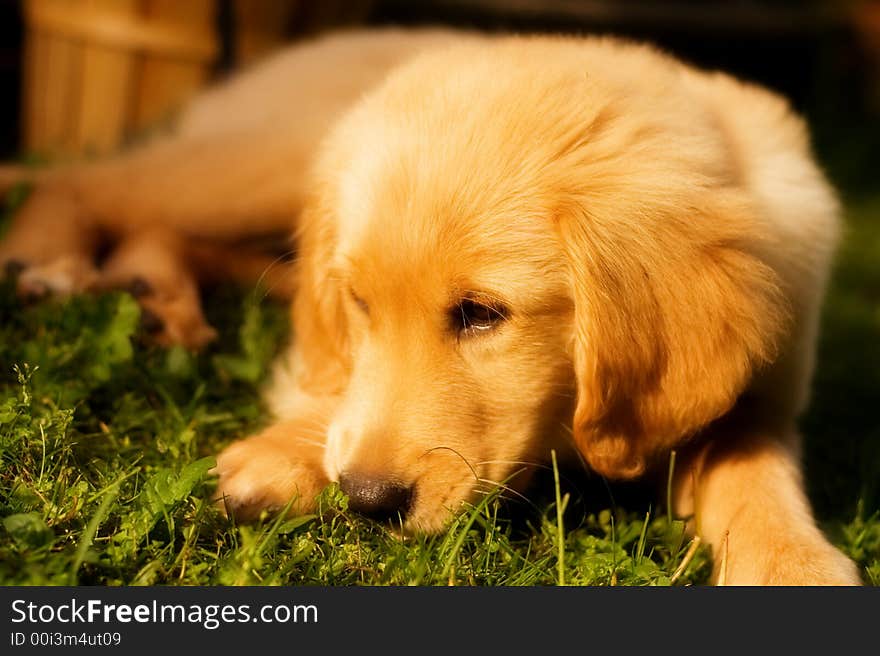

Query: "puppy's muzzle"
<box><xmin>339</xmin><ymin>471</ymin><xmax>413</xmax><ymax>522</ymax></box>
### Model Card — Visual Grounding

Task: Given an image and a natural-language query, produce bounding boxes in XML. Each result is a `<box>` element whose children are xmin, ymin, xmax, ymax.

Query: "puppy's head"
<box><xmin>292</xmin><ymin>37</ymin><xmax>786</xmax><ymax>532</ymax></box>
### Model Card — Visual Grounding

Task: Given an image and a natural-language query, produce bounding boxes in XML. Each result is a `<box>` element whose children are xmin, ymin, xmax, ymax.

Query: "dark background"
<box><xmin>0</xmin><ymin>0</ymin><xmax>22</xmax><ymax>161</ymax></box>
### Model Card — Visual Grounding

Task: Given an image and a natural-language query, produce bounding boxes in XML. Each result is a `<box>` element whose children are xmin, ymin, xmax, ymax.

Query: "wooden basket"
<box><xmin>22</xmin><ymin>0</ymin><xmax>220</xmax><ymax>157</ymax></box>
<box><xmin>20</xmin><ymin>0</ymin><xmax>376</xmax><ymax>159</ymax></box>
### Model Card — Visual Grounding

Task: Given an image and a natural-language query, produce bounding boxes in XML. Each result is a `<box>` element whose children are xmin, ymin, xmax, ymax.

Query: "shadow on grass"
<box><xmin>802</xmin><ymin>195</ymin><xmax>880</xmax><ymax>518</ymax></box>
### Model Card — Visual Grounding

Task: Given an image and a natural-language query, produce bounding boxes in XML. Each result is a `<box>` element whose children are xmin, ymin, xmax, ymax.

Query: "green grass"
<box><xmin>0</xmin><ymin>192</ymin><xmax>877</xmax><ymax>586</ymax></box>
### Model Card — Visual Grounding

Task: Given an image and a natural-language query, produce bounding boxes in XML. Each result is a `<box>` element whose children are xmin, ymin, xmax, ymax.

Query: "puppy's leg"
<box><xmin>71</xmin><ymin>130</ymin><xmax>318</xmax><ymax>239</ymax></box>
<box><xmin>97</xmin><ymin>225</ymin><xmax>217</xmax><ymax>349</ymax></box>
<box><xmin>105</xmin><ymin>231</ymin><xmax>298</xmax><ymax>349</ymax></box>
<box><xmin>675</xmin><ymin>426</ymin><xmax>861</xmax><ymax>585</ymax></box>
<box><xmin>214</xmin><ymin>398</ymin><xmax>336</xmax><ymax>520</ymax></box>
<box><xmin>0</xmin><ymin>125</ymin><xmax>312</xmax><ymax>283</ymax></box>
<box><xmin>0</xmin><ymin>176</ymin><xmax>101</xmax><ymax>298</ymax></box>
<box><xmin>1</xmin><ymin>130</ymin><xmax>309</xmax><ymax>345</ymax></box>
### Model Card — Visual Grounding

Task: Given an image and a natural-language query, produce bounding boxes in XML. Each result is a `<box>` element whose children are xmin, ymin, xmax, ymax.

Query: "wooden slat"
<box><xmin>23</xmin><ymin>1</ymin><xmax>84</xmax><ymax>158</ymax></box>
<box><xmin>74</xmin><ymin>0</ymin><xmax>138</xmax><ymax>155</ymax></box>
<box><xmin>42</xmin><ymin>28</ymin><xmax>80</xmax><ymax>153</ymax></box>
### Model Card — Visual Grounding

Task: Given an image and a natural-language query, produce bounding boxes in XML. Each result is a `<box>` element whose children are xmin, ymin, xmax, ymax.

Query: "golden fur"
<box><xmin>0</xmin><ymin>28</ymin><xmax>860</xmax><ymax>584</ymax></box>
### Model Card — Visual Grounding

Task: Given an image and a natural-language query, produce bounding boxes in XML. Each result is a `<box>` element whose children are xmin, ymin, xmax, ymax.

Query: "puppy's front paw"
<box><xmin>719</xmin><ymin>533</ymin><xmax>862</xmax><ymax>586</ymax></box>
<box><xmin>213</xmin><ymin>430</ymin><xmax>328</xmax><ymax>521</ymax></box>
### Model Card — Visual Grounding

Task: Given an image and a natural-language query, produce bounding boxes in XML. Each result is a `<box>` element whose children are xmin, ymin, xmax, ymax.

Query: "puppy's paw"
<box><xmin>213</xmin><ymin>433</ymin><xmax>327</xmax><ymax>521</ymax></box>
<box><xmin>720</xmin><ymin>534</ymin><xmax>862</xmax><ymax>586</ymax></box>
<box><xmin>768</xmin><ymin>543</ymin><xmax>863</xmax><ymax>586</ymax></box>
<box><xmin>13</xmin><ymin>255</ymin><xmax>100</xmax><ymax>300</ymax></box>
<box><xmin>96</xmin><ymin>275</ymin><xmax>216</xmax><ymax>350</ymax></box>
<box><xmin>137</xmin><ymin>293</ymin><xmax>217</xmax><ymax>350</ymax></box>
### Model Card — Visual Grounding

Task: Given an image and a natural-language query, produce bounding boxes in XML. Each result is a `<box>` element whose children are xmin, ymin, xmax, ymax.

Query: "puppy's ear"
<box><xmin>557</xmin><ymin>192</ymin><xmax>787</xmax><ymax>479</ymax></box>
<box><xmin>289</xmin><ymin>192</ymin><xmax>351</xmax><ymax>395</ymax></box>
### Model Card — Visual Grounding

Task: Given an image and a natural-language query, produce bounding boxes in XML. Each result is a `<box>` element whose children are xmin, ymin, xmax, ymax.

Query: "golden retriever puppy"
<box><xmin>0</xmin><ymin>28</ymin><xmax>860</xmax><ymax>585</ymax></box>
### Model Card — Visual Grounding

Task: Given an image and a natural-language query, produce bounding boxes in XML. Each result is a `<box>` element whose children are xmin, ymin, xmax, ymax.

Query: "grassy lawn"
<box><xmin>0</xmin><ymin>189</ymin><xmax>877</xmax><ymax>586</ymax></box>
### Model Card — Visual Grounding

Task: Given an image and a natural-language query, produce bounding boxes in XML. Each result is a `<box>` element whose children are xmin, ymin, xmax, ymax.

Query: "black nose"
<box><xmin>339</xmin><ymin>471</ymin><xmax>413</xmax><ymax>522</ymax></box>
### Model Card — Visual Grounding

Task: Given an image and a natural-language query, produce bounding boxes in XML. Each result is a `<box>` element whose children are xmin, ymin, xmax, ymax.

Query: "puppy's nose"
<box><xmin>339</xmin><ymin>471</ymin><xmax>413</xmax><ymax>522</ymax></box>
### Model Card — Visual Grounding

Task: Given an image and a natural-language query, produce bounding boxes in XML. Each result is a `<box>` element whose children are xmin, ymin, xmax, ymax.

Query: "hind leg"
<box><xmin>1</xmin><ymin>179</ymin><xmax>101</xmax><ymax>298</ymax></box>
<box><xmin>0</xmin><ymin>129</ymin><xmax>310</xmax><ymax>344</ymax></box>
<box><xmin>1</xmin><ymin>135</ymin><xmax>306</xmax><ymax>350</ymax></box>
<box><xmin>97</xmin><ymin>226</ymin><xmax>217</xmax><ymax>350</ymax></box>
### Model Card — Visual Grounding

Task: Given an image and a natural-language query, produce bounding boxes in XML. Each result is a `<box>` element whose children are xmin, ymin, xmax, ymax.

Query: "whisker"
<box><xmin>252</xmin><ymin>250</ymin><xmax>297</xmax><ymax>301</ymax></box>
<box><xmin>474</xmin><ymin>459</ymin><xmax>547</xmax><ymax>470</ymax></box>
<box><xmin>474</xmin><ymin>477</ymin><xmax>535</xmax><ymax>507</ymax></box>
<box><xmin>420</xmin><ymin>445</ymin><xmax>480</xmax><ymax>482</ymax></box>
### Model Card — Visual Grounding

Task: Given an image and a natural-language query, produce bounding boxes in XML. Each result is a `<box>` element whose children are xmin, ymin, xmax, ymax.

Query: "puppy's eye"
<box><xmin>453</xmin><ymin>298</ymin><xmax>507</xmax><ymax>336</ymax></box>
<box><xmin>350</xmin><ymin>288</ymin><xmax>369</xmax><ymax>315</ymax></box>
